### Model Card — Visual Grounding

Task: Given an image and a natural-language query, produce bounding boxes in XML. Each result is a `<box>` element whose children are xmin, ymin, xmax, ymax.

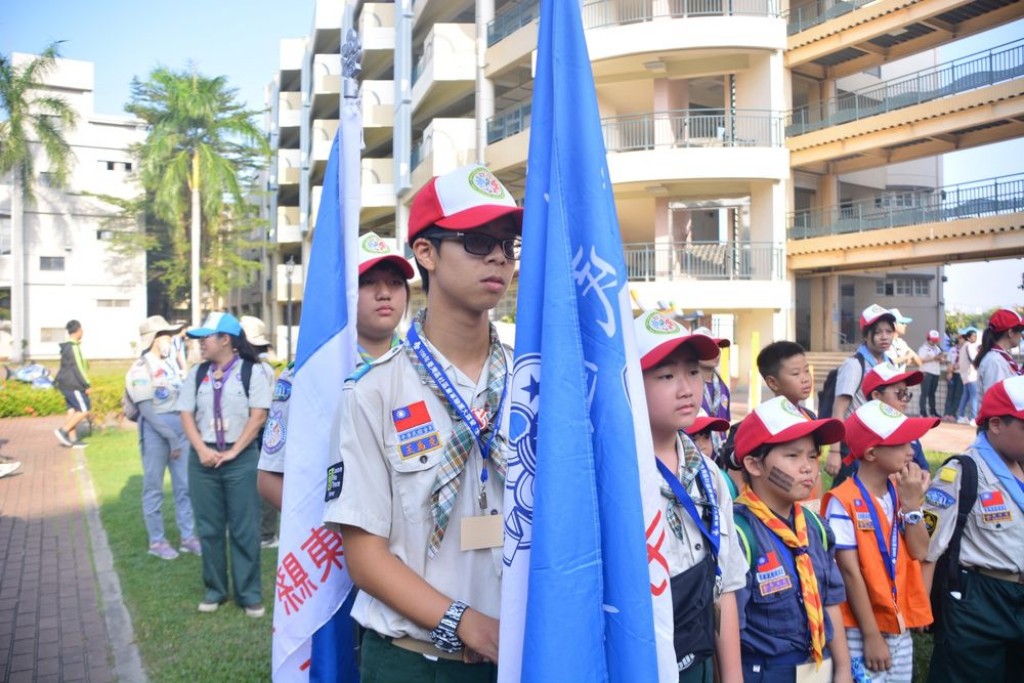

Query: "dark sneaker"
<box><xmin>54</xmin><ymin>429</ymin><xmax>74</xmax><ymax>447</ymax></box>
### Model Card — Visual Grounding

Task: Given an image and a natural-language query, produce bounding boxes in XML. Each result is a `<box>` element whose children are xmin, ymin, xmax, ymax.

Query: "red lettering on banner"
<box><xmin>301</xmin><ymin>526</ymin><xmax>346</xmax><ymax>582</ymax></box>
<box><xmin>646</xmin><ymin>510</ymin><xmax>670</xmax><ymax>596</ymax></box>
<box><xmin>276</xmin><ymin>552</ymin><xmax>318</xmax><ymax>615</ymax></box>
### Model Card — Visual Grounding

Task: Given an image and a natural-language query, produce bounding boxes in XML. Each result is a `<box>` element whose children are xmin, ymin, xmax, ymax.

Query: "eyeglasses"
<box><xmin>430</xmin><ymin>231</ymin><xmax>522</xmax><ymax>261</ymax></box>
<box><xmin>888</xmin><ymin>388</ymin><xmax>913</xmax><ymax>401</ymax></box>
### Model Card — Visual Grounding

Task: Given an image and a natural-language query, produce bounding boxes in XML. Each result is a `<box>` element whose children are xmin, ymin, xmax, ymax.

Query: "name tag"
<box><xmin>461</xmin><ymin>514</ymin><xmax>503</xmax><ymax>551</ymax></box>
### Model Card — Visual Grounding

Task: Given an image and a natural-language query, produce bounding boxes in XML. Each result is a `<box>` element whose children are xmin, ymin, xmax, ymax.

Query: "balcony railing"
<box><xmin>487</xmin><ymin>103</ymin><xmax>532</xmax><ymax>144</ymax></box>
<box><xmin>788</xmin><ymin>173</ymin><xmax>1024</xmax><ymax>240</ymax></box>
<box><xmin>623</xmin><ymin>241</ymin><xmax>785</xmax><ymax>281</ymax></box>
<box><xmin>488</xmin><ymin>0</ymin><xmax>779</xmax><ymax>46</ymax></box>
<box><xmin>789</xmin><ymin>38</ymin><xmax>1024</xmax><ymax>136</ymax></box>
<box><xmin>603</xmin><ymin>109</ymin><xmax>785</xmax><ymax>151</ymax></box>
<box><xmin>784</xmin><ymin>0</ymin><xmax>871</xmax><ymax>35</ymax></box>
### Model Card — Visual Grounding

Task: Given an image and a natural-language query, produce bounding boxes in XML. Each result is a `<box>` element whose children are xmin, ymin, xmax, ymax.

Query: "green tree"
<box><xmin>125</xmin><ymin>66</ymin><xmax>268</xmax><ymax>324</ymax></box>
<box><xmin>0</xmin><ymin>43</ymin><xmax>79</xmax><ymax>360</ymax></box>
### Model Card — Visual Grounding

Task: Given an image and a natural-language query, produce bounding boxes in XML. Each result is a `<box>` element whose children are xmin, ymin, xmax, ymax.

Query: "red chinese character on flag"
<box><xmin>645</xmin><ymin>510</ymin><xmax>670</xmax><ymax>597</ymax></box>
<box><xmin>276</xmin><ymin>552</ymin><xmax>318</xmax><ymax>616</ymax></box>
<box><xmin>301</xmin><ymin>526</ymin><xmax>346</xmax><ymax>582</ymax></box>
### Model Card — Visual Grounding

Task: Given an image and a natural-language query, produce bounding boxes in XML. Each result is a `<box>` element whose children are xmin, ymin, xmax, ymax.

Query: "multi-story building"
<box><xmin>250</xmin><ymin>0</ymin><xmax>1024</xmax><ymax>381</ymax></box>
<box><xmin>0</xmin><ymin>55</ymin><xmax>148</xmax><ymax>360</ymax></box>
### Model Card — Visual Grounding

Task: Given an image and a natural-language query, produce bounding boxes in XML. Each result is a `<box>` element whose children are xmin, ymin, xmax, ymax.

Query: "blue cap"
<box><xmin>959</xmin><ymin>326</ymin><xmax>979</xmax><ymax>337</ymax></box>
<box><xmin>187</xmin><ymin>312</ymin><xmax>243</xmax><ymax>338</ymax></box>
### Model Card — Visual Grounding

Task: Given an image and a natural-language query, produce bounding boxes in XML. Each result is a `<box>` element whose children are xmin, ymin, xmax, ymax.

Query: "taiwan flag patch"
<box><xmin>980</xmin><ymin>490</ymin><xmax>1012</xmax><ymax>524</ymax></box>
<box><xmin>755</xmin><ymin>551</ymin><xmax>792</xmax><ymax>596</ymax></box>
<box><xmin>392</xmin><ymin>401</ymin><xmax>431</xmax><ymax>432</ymax></box>
<box><xmin>392</xmin><ymin>400</ymin><xmax>441</xmax><ymax>460</ymax></box>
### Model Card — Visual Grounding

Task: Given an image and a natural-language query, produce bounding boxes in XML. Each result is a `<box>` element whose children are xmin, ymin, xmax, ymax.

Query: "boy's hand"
<box><xmin>456</xmin><ymin>608</ymin><xmax>499</xmax><ymax>664</ymax></box>
<box><xmin>825</xmin><ymin>447</ymin><xmax>842</xmax><ymax>477</ymax></box>
<box><xmin>893</xmin><ymin>462</ymin><xmax>929</xmax><ymax>509</ymax></box>
<box><xmin>863</xmin><ymin>632</ymin><xmax>892</xmax><ymax>671</ymax></box>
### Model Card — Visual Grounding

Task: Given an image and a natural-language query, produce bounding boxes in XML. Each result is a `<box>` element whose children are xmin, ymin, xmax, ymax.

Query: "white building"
<box><xmin>0</xmin><ymin>55</ymin><xmax>148</xmax><ymax>360</ymax></box>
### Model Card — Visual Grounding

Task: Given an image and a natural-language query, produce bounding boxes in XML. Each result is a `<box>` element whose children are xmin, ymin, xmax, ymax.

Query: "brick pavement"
<box><xmin>0</xmin><ymin>416</ymin><xmax>140</xmax><ymax>683</ymax></box>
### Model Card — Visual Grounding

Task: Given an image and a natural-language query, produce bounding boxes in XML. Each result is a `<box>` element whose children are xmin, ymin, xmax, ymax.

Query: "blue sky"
<box><xmin>3</xmin><ymin>5</ymin><xmax>1021</xmax><ymax>310</ymax></box>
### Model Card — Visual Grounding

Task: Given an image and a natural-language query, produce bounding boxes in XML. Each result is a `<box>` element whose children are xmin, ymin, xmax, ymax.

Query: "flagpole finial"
<box><xmin>342</xmin><ymin>5</ymin><xmax>362</xmax><ymax>98</ymax></box>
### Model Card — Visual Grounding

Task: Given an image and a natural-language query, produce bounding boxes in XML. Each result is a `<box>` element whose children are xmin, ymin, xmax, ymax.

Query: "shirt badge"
<box><xmin>392</xmin><ymin>400</ymin><xmax>441</xmax><ymax>460</ymax></box>
<box><xmin>925</xmin><ymin>488</ymin><xmax>955</xmax><ymax>510</ymax></box>
<box><xmin>979</xmin><ymin>490</ymin><xmax>1012</xmax><ymax>524</ymax></box>
<box><xmin>756</xmin><ymin>551</ymin><xmax>792</xmax><ymax>596</ymax></box>
<box><xmin>262</xmin><ymin>407</ymin><xmax>287</xmax><ymax>454</ymax></box>
<box><xmin>854</xmin><ymin>498</ymin><xmax>874</xmax><ymax>530</ymax></box>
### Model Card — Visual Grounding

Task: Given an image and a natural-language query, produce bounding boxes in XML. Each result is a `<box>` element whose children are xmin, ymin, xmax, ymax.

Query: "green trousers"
<box><xmin>188</xmin><ymin>443</ymin><xmax>262</xmax><ymax>607</ymax></box>
<box><xmin>359</xmin><ymin>631</ymin><xmax>497</xmax><ymax>683</ymax></box>
<box><xmin>928</xmin><ymin>569</ymin><xmax>1024</xmax><ymax>683</ymax></box>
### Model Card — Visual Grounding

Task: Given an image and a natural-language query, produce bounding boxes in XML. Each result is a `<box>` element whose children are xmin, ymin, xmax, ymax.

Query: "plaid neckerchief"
<box><xmin>660</xmin><ymin>433</ymin><xmax>705</xmax><ymax>541</ymax></box>
<box><xmin>405</xmin><ymin>313</ymin><xmax>508</xmax><ymax>558</ymax></box>
<box><xmin>357</xmin><ymin>332</ymin><xmax>402</xmax><ymax>367</ymax></box>
<box><xmin>735</xmin><ymin>488</ymin><xmax>826</xmax><ymax>667</ymax></box>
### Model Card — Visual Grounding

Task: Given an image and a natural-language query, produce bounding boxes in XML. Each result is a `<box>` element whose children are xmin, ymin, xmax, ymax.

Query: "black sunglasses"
<box><xmin>429</xmin><ymin>231</ymin><xmax>522</xmax><ymax>261</ymax></box>
<box><xmin>887</xmin><ymin>388</ymin><xmax>913</xmax><ymax>401</ymax></box>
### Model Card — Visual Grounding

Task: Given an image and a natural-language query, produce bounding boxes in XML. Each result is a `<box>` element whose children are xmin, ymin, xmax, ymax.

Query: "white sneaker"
<box><xmin>244</xmin><ymin>604</ymin><xmax>265</xmax><ymax>618</ymax></box>
<box><xmin>0</xmin><ymin>462</ymin><xmax>21</xmax><ymax>478</ymax></box>
<box><xmin>956</xmin><ymin>417</ymin><xmax>970</xmax><ymax>425</ymax></box>
<box><xmin>198</xmin><ymin>601</ymin><xmax>222</xmax><ymax>613</ymax></box>
<box><xmin>54</xmin><ymin>429</ymin><xmax>74</xmax><ymax>447</ymax></box>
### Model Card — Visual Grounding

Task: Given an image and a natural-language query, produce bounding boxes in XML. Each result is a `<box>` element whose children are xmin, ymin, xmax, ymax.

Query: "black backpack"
<box><xmin>818</xmin><ymin>353</ymin><xmax>866</xmax><ymax>419</ymax></box>
<box><xmin>927</xmin><ymin>454</ymin><xmax>979</xmax><ymax>632</ymax></box>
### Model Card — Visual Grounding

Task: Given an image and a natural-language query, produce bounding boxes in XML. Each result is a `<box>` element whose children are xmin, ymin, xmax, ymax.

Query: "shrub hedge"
<box><xmin>0</xmin><ymin>360</ymin><xmax>130</xmax><ymax>419</ymax></box>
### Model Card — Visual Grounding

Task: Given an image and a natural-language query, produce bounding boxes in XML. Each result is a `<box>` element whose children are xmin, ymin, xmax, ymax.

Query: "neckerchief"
<box><xmin>857</xmin><ymin>343</ymin><xmax>885</xmax><ymax>369</ymax></box>
<box><xmin>212</xmin><ymin>355</ymin><xmax>239</xmax><ymax>451</ymax></box>
<box><xmin>735</xmin><ymin>488</ymin><xmax>826</xmax><ymax>667</ymax></box>
<box><xmin>357</xmin><ymin>333</ymin><xmax>402</xmax><ymax>367</ymax></box>
<box><xmin>660</xmin><ymin>434</ymin><xmax>704</xmax><ymax>541</ymax></box>
<box><xmin>992</xmin><ymin>347</ymin><xmax>1021</xmax><ymax>376</ymax></box>
<box><xmin>405</xmin><ymin>312</ymin><xmax>509</xmax><ymax>558</ymax></box>
<box><xmin>975</xmin><ymin>432</ymin><xmax>1024</xmax><ymax>516</ymax></box>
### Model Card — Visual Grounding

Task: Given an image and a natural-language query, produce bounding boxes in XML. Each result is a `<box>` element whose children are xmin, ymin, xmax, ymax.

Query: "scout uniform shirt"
<box><xmin>125</xmin><ymin>353</ymin><xmax>184</xmax><ymax>414</ymax></box>
<box><xmin>258</xmin><ymin>366</ymin><xmax>294</xmax><ymax>474</ymax></box>
<box><xmin>323</xmin><ymin>338</ymin><xmax>511</xmax><ymax>643</ymax></box>
<box><xmin>923</xmin><ymin>443</ymin><xmax>1024</xmax><ymax>575</ymax></box>
<box><xmin>176</xmin><ymin>358</ymin><xmax>272</xmax><ymax>444</ymax></box>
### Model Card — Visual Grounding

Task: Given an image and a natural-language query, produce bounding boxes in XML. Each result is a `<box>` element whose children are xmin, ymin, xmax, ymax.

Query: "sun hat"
<box><xmin>358</xmin><ymin>232</ymin><xmax>414</xmax><ymax>278</ymax></box>
<box><xmin>958</xmin><ymin>326</ymin><xmax>979</xmax><ymax>337</ymax></box>
<box><xmin>683</xmin><ymin>408</ymin><xmax>730</xmax><ymax>436</ymax></box>
<box><xmin>861</xmin><ymin>362</ymin><xmax>923</xmax><ymax>398</ymax></box>
<box><xmin>633</xmin><ymin>311</ymin><xmax>721</xmax><ymax>371</ymax></box>
<box><xmin>139</xmin><ymin>315</ymin><xmax>182</xmax><ymax>350</ymax></box>
<box><xmin>187</xmin><ymin>312</ymin><xmax>243</xmax><ymax>339</ymax></box>
<box><xmin>239</xmin><ymin>316</ymin><xmax>271</xmax><ymax>347</ymax></box>
<box><xmin>860</xmin><ymin>304</ymin><xmax>896</xmax><ymax>330</ymax></box>
<box><xmin>844</xmin><ymin>400</ymin><xmax>939</xmax><ymax>459</ymax></box>
<box><xmin>733</xmin><ymin>396</ymin><xmax>844</xmax><ymax>462</ymax></box>
<box><xmin>976</xmin><ymin>375</ymin><xmax>1024</xmax><ymax>425</ymax></box>
<box><xmin>407</xmin><ymin>165</ymin><xmax>523</xmax><ymax>243</ymax></box>
<box><xmin>988</xmin><ymin>308</ymin><xmax>1024</xmax><ymax>334</ymax></box>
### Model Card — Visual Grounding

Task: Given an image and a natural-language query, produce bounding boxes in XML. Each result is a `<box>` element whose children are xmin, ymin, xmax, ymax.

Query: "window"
<box><xmin>39</xmin><ymin>172</ymin><xmax>56</xmax><ymax>187</ymax></box>
<box><xmin>913</xmin><ymin>280</ymin><xmax>930</xmax><ymax>297</ymax></box>
<box><xmin>876</xmin><ymin>277</ymin><xmax>931</xmax><ymax>298</ymax></box>
<box><xmin>40</xmin><ymin>256</ymin><xmax>65</xmax><ymax>271</ymax></box>
<box><xmin>40</xmin><ymin>327</ymin><xmax>65</xmax><ymax>343</ymax></box>
<box><xmin>97</xmin><ymin>160</ymin><xmax>133</xmax><ymax>172</ymax></box>
<box><xmin>96</xmin><ymin>299</ymin><xmax>130</xmax><ymax>308</ymax></box>
<box><xmin>895</xmin><ymin>279</ymin><xmax>912</xmax><ymax>296</ymax></box>
<box><xmin>0</xmin><ymin>217</ymin><xmax>10</xmax><ymax>256</ymax></box>
<box><xmin>96</xmin><ymin>229</ymin><xmax>114</xmax><ymax>240</ymax></box>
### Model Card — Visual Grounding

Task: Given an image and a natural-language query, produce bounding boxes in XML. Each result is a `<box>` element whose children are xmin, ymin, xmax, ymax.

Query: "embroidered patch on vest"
<box><xmin>756</xmin><ymin>551</ymin><xmax>793</xmax><ymax>596</ymax></box>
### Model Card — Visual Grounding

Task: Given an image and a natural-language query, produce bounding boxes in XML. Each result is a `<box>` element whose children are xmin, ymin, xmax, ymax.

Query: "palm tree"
<box><xmin>0</xmin><ymin>43</ymin><xmax>79</xmax><ymax>360</ymax></box>
<box><xmin>126</xmin><ymin>66</ymin><xmax>268</xmax><ymax>326</ymax></box>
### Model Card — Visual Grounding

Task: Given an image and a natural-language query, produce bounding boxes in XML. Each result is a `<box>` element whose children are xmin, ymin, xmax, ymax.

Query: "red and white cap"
<box><xmin>861</xmin><ymin>362</ymin><xmax>923</xmax><ymax>398</ymax></box>
<box><xmin>987</xmin><ymin>308</ymin><xmax>1024</xmax><ymax>334</ymax></box>
<box><xmin>634</xmin><ymin>311</ymin><xmax>721</xmax><ymax>370</ymax></box>
<box><xmin>860</xmin><ymin>304</ymin><xmax>896</xmax><ymax>330</ymax></box>
<box><xmin>683</xmin><ymin>408</ymin><xmax>730</xmax><ymax>436</ymax></box>
<box><xmin>844</xmin><ymin>400</ymin><xmax>939</xmax><ymax>459</ymax></box>
<box><xmin>976</xmin><ymin>375</ymin><xmax>1024</xmax><ymax>425</ymax></box>
<box><xmin>407</xmin><ymin>164</ymin><xmax>523</xmax><ymax>243</ymax></box>
<box><xmin>733</xmin><ymin>396</ymin><xmax>844</xmax><ymax>462</ymax></box>
<box><xmin>927</xmin><ymin>329</ymin><xmax>941</xmax><ymax>342</ymax></box>
<box><xmin>358</xmin><ymin>232</ymin><xmax>414</xmax><ymax>278</ymax></box>
<box><xmin>693</xmin><ymin>326</ymin><xmax>731</xmax><ymax>349</ymax></box>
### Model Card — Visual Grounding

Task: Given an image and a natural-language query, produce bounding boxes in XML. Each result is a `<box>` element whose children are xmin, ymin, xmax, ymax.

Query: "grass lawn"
<box><xmin>85</xmin><ymin>427</ymin><xmax>277</xmax><ymax>682</ymax></box>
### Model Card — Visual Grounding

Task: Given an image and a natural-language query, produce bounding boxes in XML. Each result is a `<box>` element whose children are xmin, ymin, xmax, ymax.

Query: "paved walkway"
<box><xmin>0</xmin><ymin>416</ymin><xmax>142</xmax><ymax>683</ymax></box>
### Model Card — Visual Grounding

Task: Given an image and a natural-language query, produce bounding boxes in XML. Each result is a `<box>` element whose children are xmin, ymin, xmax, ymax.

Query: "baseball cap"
<box><xmin>927</xmin><ymin>329</ymin><xmax>941</xmax><ymax>342</ymax></box>
<box><xmin>976</xmin><ymin>375</ymin><xmax>1024</xmax><ymax>425</ymax></box>
<box><xmin>138</xmin><ymin>315</ymin><xmax>182</xmax><ymax>350</ymax></box>
<box><xmin>692</xmin><ymin>326</ymin><xmax>731</xmax><ymax>349</ymax></box>
<box><xmin>634</xmin><ymin>311</ymin><xmax>721</xmax><ymax>370</ymax></box>
<box><xmin>407</xmin><ymin>165</ymin><xmax>524</xmax><ymax>243</ymax></box>
<box><xmin>959</xmin><ymin>326</ymin><xmax>979</xmax><ymax>337</ymax></box>
<box><xmin>988</xmin><ymin>308</ymin><xmax>1024</xmax><ymax>334</ymax></box>
<box><xmin>844</xmin><ymin>400</ymin><xmax>939</xmax><ymax>460</ymax></box>
<box><xmin>733</xmin><ymin>396</ymin><xmax>844</xmax><ymax>462</ymax></box>
<box><xmin>187</xmin><ymin>312</ymin><xmax>243</xmax><ymax>339</ymax></box>
<box><xmin>358</xmin><ymin>232</ymin><xmax>414</xmax><ymax>278</ymax></box>
<box><xmin>889</xmin><ymin>308</ymin><xmax>913</xmax><ymax>324</ymax></box>
<box><xmin>861</xmin><ymin>362</ymin><xmax>923</xmax><ymax>398</ymax></box>
<box><xmin>860</xmin><ymin>304</ymin><xmax>896</xmax><ymax>330</ymax></box>
<box><xmin>683</xmin><ymin>408</ymin><xmax>730</xmax><ymax>436</ymax></box>
<box><xmin>239</xmin><ymin>316</ymin><xmax>271</xmax><ymax>347</ymax></box>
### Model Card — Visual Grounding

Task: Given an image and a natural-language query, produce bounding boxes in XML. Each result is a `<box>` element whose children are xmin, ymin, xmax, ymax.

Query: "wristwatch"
<box><xmin>903</xmin><ymin>510</ymin><xmax>924</xmax><ymax>526</ymax></box>
<box><xmin>429</xmin><ymin>600</ymin><xmax>469</xmax><ymax>653</ymax></box>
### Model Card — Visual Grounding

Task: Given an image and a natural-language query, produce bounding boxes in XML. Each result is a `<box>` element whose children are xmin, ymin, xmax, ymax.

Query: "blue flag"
<box><xmin>498</xmin><ymin>0</ymin><xmax>676</xmax><ymax>681</ymax></box>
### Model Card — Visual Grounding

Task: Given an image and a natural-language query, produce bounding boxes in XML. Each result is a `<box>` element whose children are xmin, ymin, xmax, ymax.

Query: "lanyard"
<box><xmin>655</xmin><ymin>455</ymin><xmax>721</xmax><ymax>575</ymax></box>
<box><xmin>852</xmin><ymin>475</ymin><xmax>900</xmax><ymax>604</ymax></box>
<box><xmin>407</xmin><ymin>324</ymin><xmax>507</xmax><ymax>488</ymax></box>
<box><xmin>212</xmin><ymin>356</ymin><xmax>239</xmax><ymax>452</ymax></box>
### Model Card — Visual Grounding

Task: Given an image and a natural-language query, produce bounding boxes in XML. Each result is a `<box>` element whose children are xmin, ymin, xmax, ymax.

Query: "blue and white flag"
<box><xmin>271</xmin><ymin>97</ymin><xmax>361</xmax><ymax>680</ymax></box>
<box><xmin>498</xmin><ymin>0</ymin><xmax>676</xmax><ymax>681</ymax></box>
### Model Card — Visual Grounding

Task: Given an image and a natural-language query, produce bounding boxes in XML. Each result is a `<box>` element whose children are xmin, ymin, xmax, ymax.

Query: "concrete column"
<box><xmin>476</xmin><ymin>0</ymin><xmax>495</xmax><ymax>165</ymax></box>
<box><xmin>654</xmin><ymin>197</ymin><xmax>671</xmax><ymax>278</ymax></box>
<box><xmin>809</xmin><ymin>275</ymin><xmax>841</xmax><ymax>352</ymax></box>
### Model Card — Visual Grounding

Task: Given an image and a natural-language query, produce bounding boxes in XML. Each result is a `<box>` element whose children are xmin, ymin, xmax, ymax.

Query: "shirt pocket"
<box><xmin>748</xmin><ymin>569</ymin><xmax>798</xmax><ymax>634</ymax></box>
<box><xmin>973</xmin><ymin>489</ymin><xmax>1015</xmax><ymax>532</ymax></box>
<box><xmin>383</xmin><ymin>428</ymin><xmax>446</xmax><ymax>523</ymax></box>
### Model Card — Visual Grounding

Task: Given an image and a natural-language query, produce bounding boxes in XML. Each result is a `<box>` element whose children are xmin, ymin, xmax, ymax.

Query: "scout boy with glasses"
<box><xmin>324</xmin><ymin>165</ymin><xmax>521</xmax><ymax>681</ymax></box>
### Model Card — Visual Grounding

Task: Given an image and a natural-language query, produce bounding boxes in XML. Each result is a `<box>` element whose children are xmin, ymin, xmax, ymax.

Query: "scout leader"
<box><xmin>324</xmin><ymin>165</ymin><xmax>522</xmax><ymax>682</ymax></box>
<box><xmin>922</xmin><ymin>374</ymin><xmax>1024</xmax><ymax>683</ymax></box>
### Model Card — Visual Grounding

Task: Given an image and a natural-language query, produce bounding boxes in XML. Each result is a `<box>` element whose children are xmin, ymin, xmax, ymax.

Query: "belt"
<box><xmin>385</xmin><ymin>634</ymin><xmax>463</xmax><ymax>662</ymax></box>
<box><xmin>971</xmin><ymin>566</ymin><xmax>1024</xmax><ymax>585</ymax></box>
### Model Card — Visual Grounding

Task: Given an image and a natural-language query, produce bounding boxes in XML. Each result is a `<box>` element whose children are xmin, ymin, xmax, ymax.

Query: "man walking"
<box><xmin>54</xmin><ymin>320</ymin><xmax>91</xmax><ymax>447</ymax></box>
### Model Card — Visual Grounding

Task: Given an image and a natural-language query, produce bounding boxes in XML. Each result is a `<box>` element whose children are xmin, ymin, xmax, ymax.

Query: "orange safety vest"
<box><xmin>822</xmin><ymin>481</ymin><xmax>933</xmax><ymax>632</ymax></box>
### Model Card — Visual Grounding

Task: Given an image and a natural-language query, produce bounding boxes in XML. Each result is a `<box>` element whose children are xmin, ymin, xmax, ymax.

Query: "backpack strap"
<box><xmin>733</xmin><ymin>511</ymin><xmax>757</xmax><ymax>568</ymax></box>
<box><xmin>801</xmin><ymin>506</ymin><xmax>830</xmax><ymax>551</ymax></box>
<box><xmin>942</xmin><ymin>455</ymin><xmax>979</xmax><ymax>595</ymax></box>
<box><xmin>241</xmin><ymin>359</ymin><xmax>253</xmax><ymax>399</ymax></box>
<box><xmin>194</xmin><ymin>361</ymin><xmax>212</xmax><ymax>400</ymax></box>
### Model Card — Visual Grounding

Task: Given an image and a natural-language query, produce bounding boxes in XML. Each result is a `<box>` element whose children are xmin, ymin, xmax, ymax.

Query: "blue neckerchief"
<box><xmin>856</xmin><ymin>344</ymin><xmax>885</xmax><ymax>369</ymax></box>
<box><xmin>852</xmin><ymin>475</ymin><xmax>900</xmax><ymax>605</ymax></box>
<box><xmin>975</xmin><ymin>432</ymin><xmax>1024</xmax><ymax>515</ymax></box>
<box><xmin>406</xmin><ymin>323</ymin><xmax>507</xmax><ymax>487</ymax></box>
<box><xmin>655</xmin><ymin>456</ymin><xmax>721</xmax><ymax>576</ymax></box>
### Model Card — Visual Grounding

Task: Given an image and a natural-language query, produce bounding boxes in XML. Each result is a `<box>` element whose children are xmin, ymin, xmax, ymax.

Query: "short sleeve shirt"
<box><xmin>125</xmin><ymin>353</ymin><xmax>184</xmax><ymax>414</ymax></box>
<box><xmin>258</xmin><ymin>366</ymin><xmax>294</xmax><ymax>474</ymax></box>
<box><xmin>825</xmin><ymin>492</ymin><xmax>895</xmax><ymax>549</ymax></box>
<box><xmin>978</xmin><ymin>352</ymin><xmax>1016</xmax><ymax>398</ymax></box>
<box><xmin>176</xmin><ymin>359</ymin><xmax>272</xmax><ymax>443</ymax></box>
<box><xmin>323</xmin><ymin>340</ymin><xmax>511</xmax><ymax>641</ymax></box>
<box><xmin>835</xmin><ymin>356</ymin><xmax>868</xmax><ymax>416</ymax></box>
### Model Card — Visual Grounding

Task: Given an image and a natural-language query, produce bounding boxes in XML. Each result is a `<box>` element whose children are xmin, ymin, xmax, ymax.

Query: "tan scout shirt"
<box><xmin>125</xmin><ymin>353</ymin><xmax>183</xmax><ymax>414</ymax></box>
<box><xmin>323</xmin><ymin>341</ymin><xmax>511</xmax><ymax>641</ymax></box>
<box><xmin>923</xmin><ymin>446</ymin><xmax>1024</xmax><ymax>573</ymax></box>
<box><xmin>176</xmin><ymin>358</ymin><xmax>272</xmax><ymax>444</ymax></box>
